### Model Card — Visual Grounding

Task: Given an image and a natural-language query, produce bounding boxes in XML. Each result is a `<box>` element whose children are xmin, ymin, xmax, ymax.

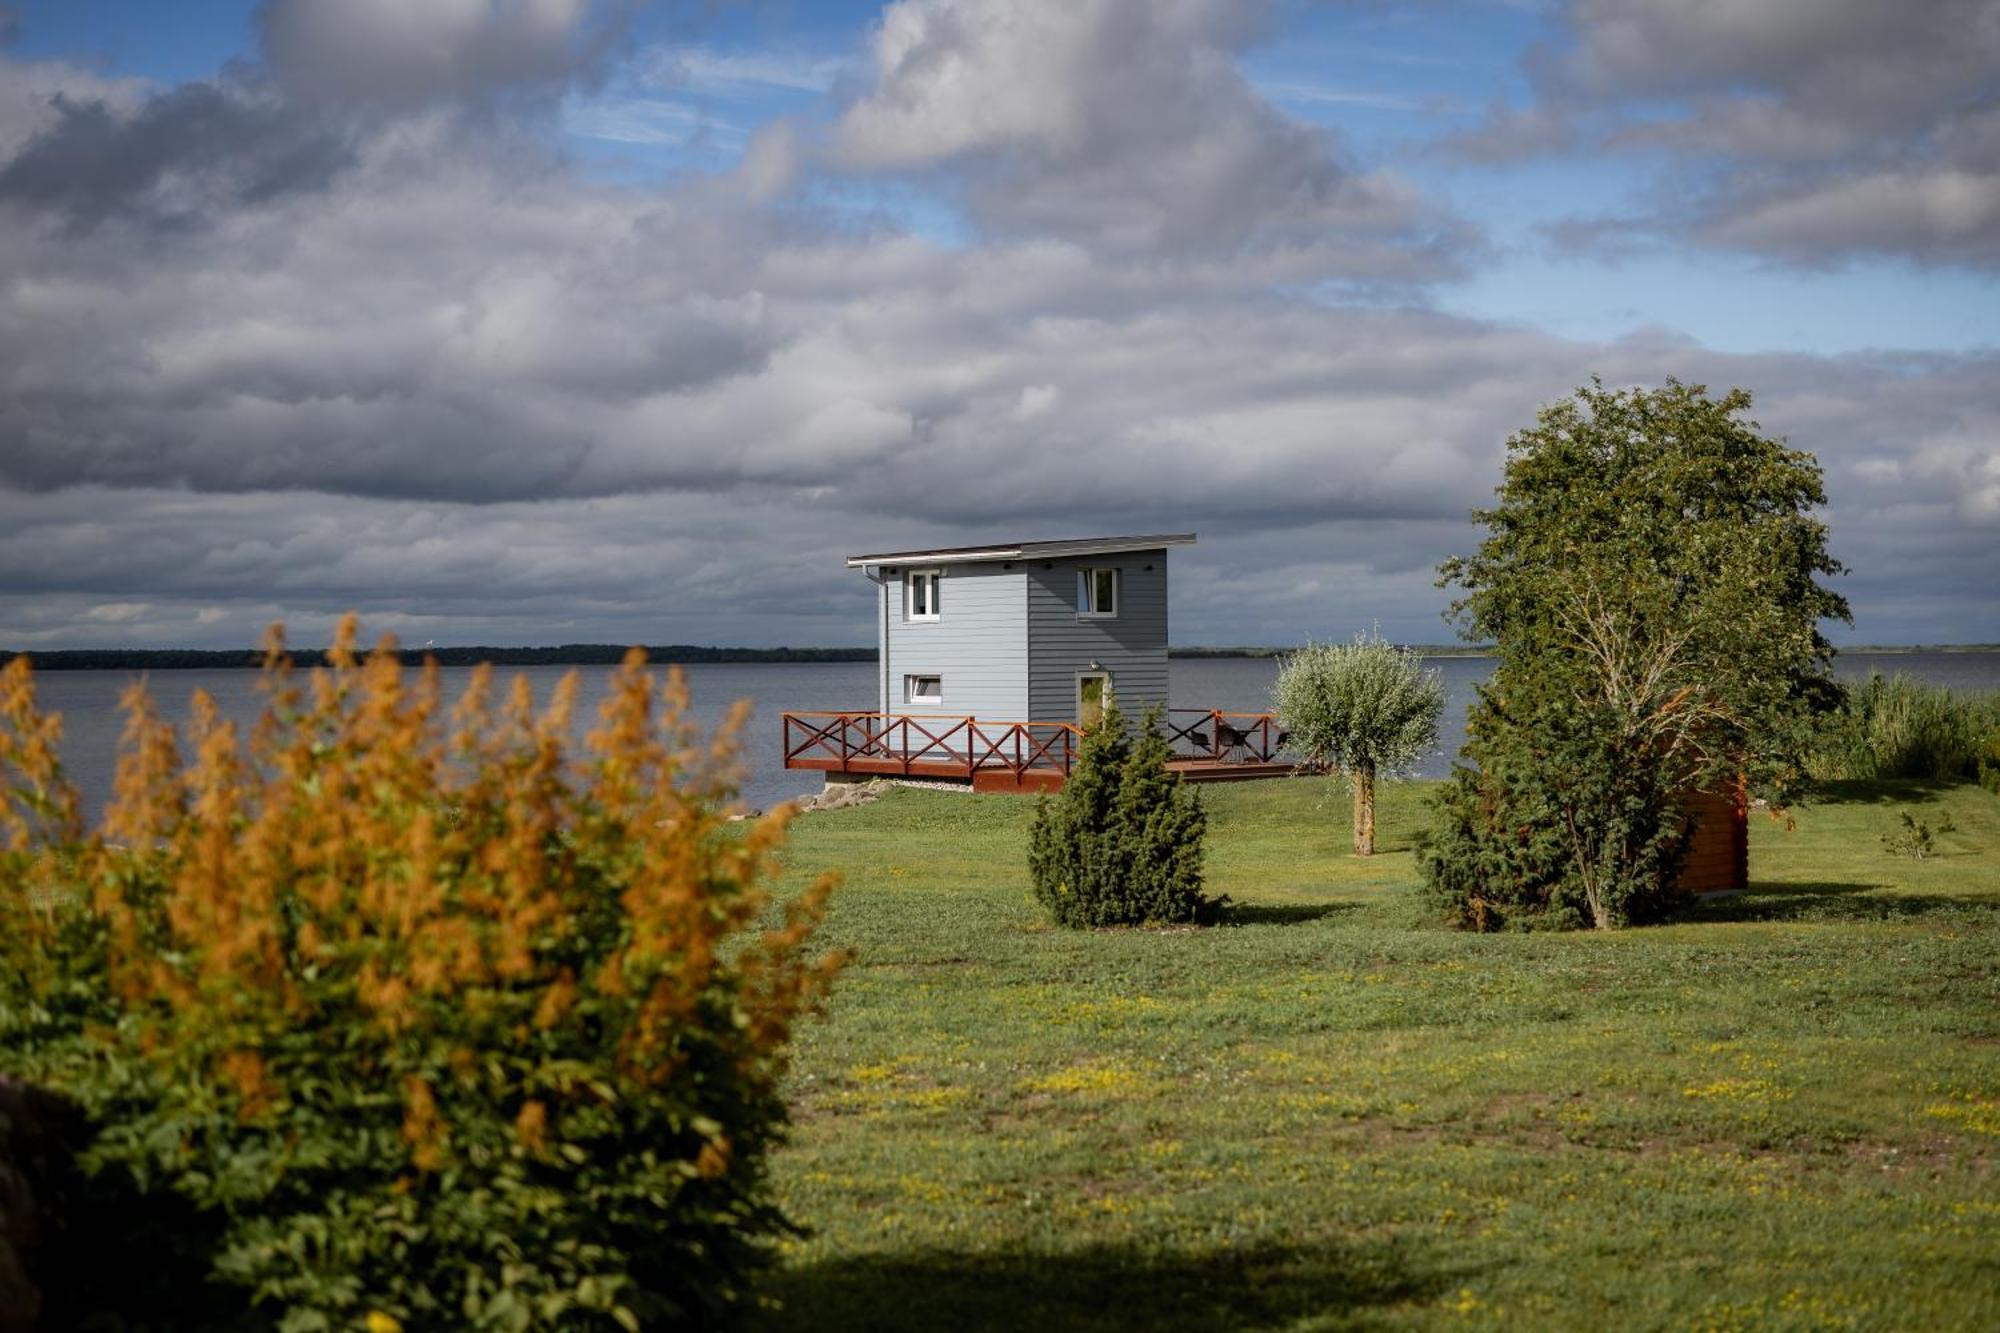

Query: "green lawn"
<box><xmin>755</xmin><ymin>778</ymin><xmax>2000</xmax><ymax>1332</ymax></box>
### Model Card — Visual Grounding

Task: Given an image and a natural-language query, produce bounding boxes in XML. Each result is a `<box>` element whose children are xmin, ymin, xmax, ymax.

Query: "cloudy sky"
<box><xmin>1</xmin><ymin>0</ymin><xmax>1995</xmax><ymax>650</ymax></box>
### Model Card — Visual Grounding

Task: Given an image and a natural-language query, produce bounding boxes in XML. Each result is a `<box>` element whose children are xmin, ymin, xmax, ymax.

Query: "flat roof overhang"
<box><xmin>846</xmin><ymin>533</ymin><xmax>1196</xmax><ymax>568</ymax></box>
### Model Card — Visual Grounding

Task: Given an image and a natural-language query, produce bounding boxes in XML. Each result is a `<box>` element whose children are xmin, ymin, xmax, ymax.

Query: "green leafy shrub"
<box><xmin>1028</xmin><ymin>702</ymin><xmax>1213</xmax><ymax>928</ymax></box>
<box><xmin>1810</xmin><ymin>672</ymin><xmax>2000</xmax><ymax>784</ymax></box>
<box><xmin>0</xmin><ymin>621</ymin><xmax>845</xmax><ymax>1330</ymax></box>
<box><xmin>1881</xmin><ymin>810</ymin><xmax>1942</xmax><ymax>859</ymax></box>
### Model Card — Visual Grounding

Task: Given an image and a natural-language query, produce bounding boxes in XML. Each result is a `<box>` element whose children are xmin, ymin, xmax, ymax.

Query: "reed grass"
<box><xmin>1811</xmin><ymin>671</ymin><xmax>2000</xmax><ymax>785</ymax></box>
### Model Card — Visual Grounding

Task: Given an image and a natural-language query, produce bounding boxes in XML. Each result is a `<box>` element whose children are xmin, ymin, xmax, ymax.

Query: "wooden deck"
<box><xmin>782</xmin><ymin>710</ymin><xmax>1306</xmax><ymax>793</ymax></box>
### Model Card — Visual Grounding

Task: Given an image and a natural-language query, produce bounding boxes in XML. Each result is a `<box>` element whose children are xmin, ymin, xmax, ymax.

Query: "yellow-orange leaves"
<box><xmin>3</xmin><ymin>617</ymin><xmax>843</xmax><ymax>1177</ymax></box>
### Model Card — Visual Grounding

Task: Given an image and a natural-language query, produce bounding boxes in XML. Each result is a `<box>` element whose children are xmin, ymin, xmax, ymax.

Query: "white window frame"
<box><xmin>905</xmin><ymin>569</ymin><xmax>941</xmax><ymax>622</ymax></box>
<box><xmin>905</xmin><ymin>673</ymin><xmax>943</xmax><ymax>705</ymax></box>
<box><xmin>1076</xmin><ymin>566</ymin><xmax>1119</xmax><ymax>619</ymax></box>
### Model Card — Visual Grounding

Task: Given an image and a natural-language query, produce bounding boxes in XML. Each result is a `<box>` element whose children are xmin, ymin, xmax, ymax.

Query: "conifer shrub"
<box><xmin>1418</xmin><ymin>691</ymin><xmax>1692</xmax><ymax>932</ymax></box>
<box><xmin>1027</xmin><ymin>703</ymin><xmax>1213</xmax><ymax>927</ymax></box>
<box><xmin>0</xmin><ymin>621</ymin><xmax>845</xmax><ymax>1330</ymax></box>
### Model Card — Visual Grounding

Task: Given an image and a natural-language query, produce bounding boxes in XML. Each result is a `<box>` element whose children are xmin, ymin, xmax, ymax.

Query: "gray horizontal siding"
<box><xmin>881</xmin><ymin>562</ymin><xmax>1028</xmax><ymax>722</ymax></box>
<box><xmin>1026</xmin><ymin>551</ymin><xmax>1170</xmax><ymax>723</ymax></box>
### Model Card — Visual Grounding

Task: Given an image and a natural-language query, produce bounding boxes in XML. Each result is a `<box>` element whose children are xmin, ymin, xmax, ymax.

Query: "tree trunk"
<box><xmin>1353</xmin><ymin>760</ymin><xmax>1376</xmax><ymax>856</ymax></box>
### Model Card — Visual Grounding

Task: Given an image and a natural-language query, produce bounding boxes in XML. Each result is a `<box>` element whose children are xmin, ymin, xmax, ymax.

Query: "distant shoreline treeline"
<box><xmin>4</xmin><ymin>642</ymin><xmax>1994</xmax><ymax>671</ymax></box>
<box><xmin>1170</xmin><ymin>645</ymin><xmax>1496</xmax><ymax>659</ymax></box>
<box><xmin>0</xmin><ymin>645</ymin><xmax>880</xmax><ymax>671</ymax></box>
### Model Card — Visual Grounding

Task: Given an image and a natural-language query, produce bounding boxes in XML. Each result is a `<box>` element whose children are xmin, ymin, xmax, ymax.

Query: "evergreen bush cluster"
<box><xmin>1418</xmin><ymin>689</ymin><xmax>1694</xmax><ymax>931</ymax></box>
<box><xmin>0</xmin><ymin>622</ymin><xmax>844</xmax><ymax>1330</ymax></box>
<box><xmin>1027</xmin><ymin>703</ymin><xmax>1214</xmax><ymax>928</ymax></box>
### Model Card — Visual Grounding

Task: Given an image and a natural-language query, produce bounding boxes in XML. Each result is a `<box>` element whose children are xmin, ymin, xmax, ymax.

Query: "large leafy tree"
<box><xmin>1426</xmin><ymin>379</ymin><xmax>1849</xmax><ymax>928</ymax></box>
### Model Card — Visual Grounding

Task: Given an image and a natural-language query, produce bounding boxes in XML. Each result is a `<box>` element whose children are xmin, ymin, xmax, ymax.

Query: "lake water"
<box><xmin>24</xmin><ymin>653</ymin><xmax>2000</xmax><ymax>819</ymax></box>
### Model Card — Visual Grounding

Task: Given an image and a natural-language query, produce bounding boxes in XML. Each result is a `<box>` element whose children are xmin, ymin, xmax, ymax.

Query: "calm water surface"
<box><xmin>30</xmin><ymin>653</ymin><xmax>2000</xmax><ymax>818</ymax></box>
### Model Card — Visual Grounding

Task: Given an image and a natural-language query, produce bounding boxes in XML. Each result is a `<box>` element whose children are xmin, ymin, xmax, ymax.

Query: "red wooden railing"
<box><xmin>782</xmin><ymin>712</ymin><xmax>1081</xmax><ymax>779</ymax></box>
<box><xmin>1162</xmin><ymin>709</ymin><xmax>1290</xmax><ymax>763</ymax></box>
<box><xmin>781</xmin><ymin>709</ymin><xmax>1294</xmax><ymax>778</ymax></box>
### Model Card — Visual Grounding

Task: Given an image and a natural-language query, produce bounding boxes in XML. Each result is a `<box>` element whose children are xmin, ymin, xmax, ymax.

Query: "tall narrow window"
<box><xmin>1076</xmin><ymin>567</ymin><xmax>1119</xmax><ymax>618</ymax></box>
<box><xmin>906</xmin><ymin>570</ymin><xmax>941</xmax><ymax>621</ymax></box>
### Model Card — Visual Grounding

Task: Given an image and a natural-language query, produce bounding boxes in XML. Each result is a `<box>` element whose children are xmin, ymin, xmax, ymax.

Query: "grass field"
<box><xmin>754</xmin><ymin>777</ymin><xmax>2000</xmax><ymax>1332</ymax></box>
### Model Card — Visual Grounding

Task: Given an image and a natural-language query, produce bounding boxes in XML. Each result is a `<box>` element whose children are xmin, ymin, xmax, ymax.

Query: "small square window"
<box><xmin>906</xmin><ymin>570</ymin><xmax>941</xmax><ymax>621</ymax></box>
<box><xmin>905</xmin><ymin>674</ymin><xmax>942</xmax><ymax>705</ymax></box>
<box><xmin>1076</xmin><ymin>567</ymin><xmax>1119</xmax><ymax>618</ymax></box>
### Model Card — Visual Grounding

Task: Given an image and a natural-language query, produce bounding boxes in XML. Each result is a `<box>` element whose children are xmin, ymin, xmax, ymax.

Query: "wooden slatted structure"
<box><xmin>781</xmin><ymin>708</ymin><xmax>1303</xmax><ymax>793</ymax></box>
<box><xmin>1675</xmin><ymin>778</ymin><xmax>1750</xmax><ymax>895</ymax></box>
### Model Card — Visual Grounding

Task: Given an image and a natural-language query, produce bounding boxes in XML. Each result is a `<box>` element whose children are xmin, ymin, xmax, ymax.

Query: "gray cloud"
<box><xmin>0</xmin><ymin>78</ymin><xmax>355</xmax><ymax>230</ymax></box>
<box><xmin>258</xmin><ymin>0</ymin><xmax>630</xmax><ymax>108</ymax></box>
<box><xmin>0</xmin><ymin>11</ymin><xmax>1993</xmax><ymax>651</ymax></box>
<box><xmin>832</xmin><ymin>0</ymin><xmax>1477</xmax><ymax>278</ymax></box>
<box><xmin>1454</xmin><ymin>0</ymin><xmax>2000</xmax><ymax>267</ymax></box>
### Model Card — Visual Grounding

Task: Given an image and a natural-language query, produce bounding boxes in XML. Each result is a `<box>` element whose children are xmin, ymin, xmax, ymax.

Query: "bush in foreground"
<box><xmin>0</xmin><ymin>622</ymin><xmax>844</xmax><ymax>1330</ymax></box>
<box><xmin>1028</xmin><ymin>702</ymin><xmax>1213</xmax><ymax>927</ymax></box>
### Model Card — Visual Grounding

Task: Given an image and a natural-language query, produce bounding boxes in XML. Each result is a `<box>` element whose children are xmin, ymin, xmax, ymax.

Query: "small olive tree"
<box><xmin>1272</xmin><ymin>630</ymin><xmax>1444</xmax><ymax>855</ymax></box>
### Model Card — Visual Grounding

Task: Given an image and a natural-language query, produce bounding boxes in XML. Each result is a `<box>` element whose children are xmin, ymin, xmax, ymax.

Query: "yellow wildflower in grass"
<box><xmin>904</xmin><ymin>1086</ymin><xmax>972</xmax><ymax>1112</ymax></box>
<box><xmin>846</xmin><ymin>1060</ymin><xmax>904</xmax><ymax>1083</ymax></box>
<box><xmin>1021</xmin><ymin>1061</ymin><xmax>1149</xmax><ymax>1096</ymax></box>
<box><xmin>365</xmin><ymin>1314</ymin><xmax>402</xmax><ymax>1333</ymax></box>
<box><xmin>1923</xmin><ymin>1095</ymin><xmax>2000</xmax><ymax>1136</ymax></box>
<box><xmin>1682</xmin><ymin>1078</ymin><xmax>1793</xmax><ymax>1103</ymax></box>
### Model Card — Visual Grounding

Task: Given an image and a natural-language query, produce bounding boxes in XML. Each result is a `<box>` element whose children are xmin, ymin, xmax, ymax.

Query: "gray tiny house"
<box><xmin>859</xmin><ymin>533</ymin><xmax>1190</xmax><ymax>729</ymax></box>
<box><xmin>782</xmin><ymin>534</ymin><xmax>1297</xmax><ymax>792</ymax></box>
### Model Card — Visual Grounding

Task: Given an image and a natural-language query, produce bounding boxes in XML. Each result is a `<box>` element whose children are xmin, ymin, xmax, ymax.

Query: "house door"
<box><xmin>1077</xmin><ymin>673</ymin><xmax>1112</xmax><ymax>729</ymax></box>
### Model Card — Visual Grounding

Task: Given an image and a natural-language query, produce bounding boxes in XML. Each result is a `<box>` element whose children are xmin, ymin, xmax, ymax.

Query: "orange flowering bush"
<box><xmin>0</xmin><ymin>620</ymin><xmax>843</xmax><ymax>1329</ymax></box>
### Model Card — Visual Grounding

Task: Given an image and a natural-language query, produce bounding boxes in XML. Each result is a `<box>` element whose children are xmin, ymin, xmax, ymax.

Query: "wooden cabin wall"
<box><xmin>1675</xmin><ymin>781</ymin><xmax>1749</xmax><ymax>895</ymax></box>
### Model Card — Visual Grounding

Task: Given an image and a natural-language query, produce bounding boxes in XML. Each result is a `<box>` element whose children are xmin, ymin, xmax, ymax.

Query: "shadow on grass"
<box><xmin>1681</xmin><ymin>880</ymin><xmax>1998</xmax><ymax>923</ymax></box>
<box><xmin>754</xmin><ymin>1238</ymin><xmax>1459</xmax><ymax>1333</ymax></box>
<box><xmin>1801</xmin><ymin>778</ymin><xmax>1963</xmax><ymax>807</ymax></box>
<box><xmin>1224</xmin><ymin>901</ymin><xmax>1361</xmax><ymax>927</ymax></box>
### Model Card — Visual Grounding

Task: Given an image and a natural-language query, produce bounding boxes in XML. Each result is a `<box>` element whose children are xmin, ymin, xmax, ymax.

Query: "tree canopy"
<box><xmin>1440</xmin><ymin>377</ymin><xmax>1850</xmax><ymax>801</ymax></box>
<box><xmin>1425</xmin><ymin>379</ymin><xmax>1850</xmax><ymax>929</ymax></box>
